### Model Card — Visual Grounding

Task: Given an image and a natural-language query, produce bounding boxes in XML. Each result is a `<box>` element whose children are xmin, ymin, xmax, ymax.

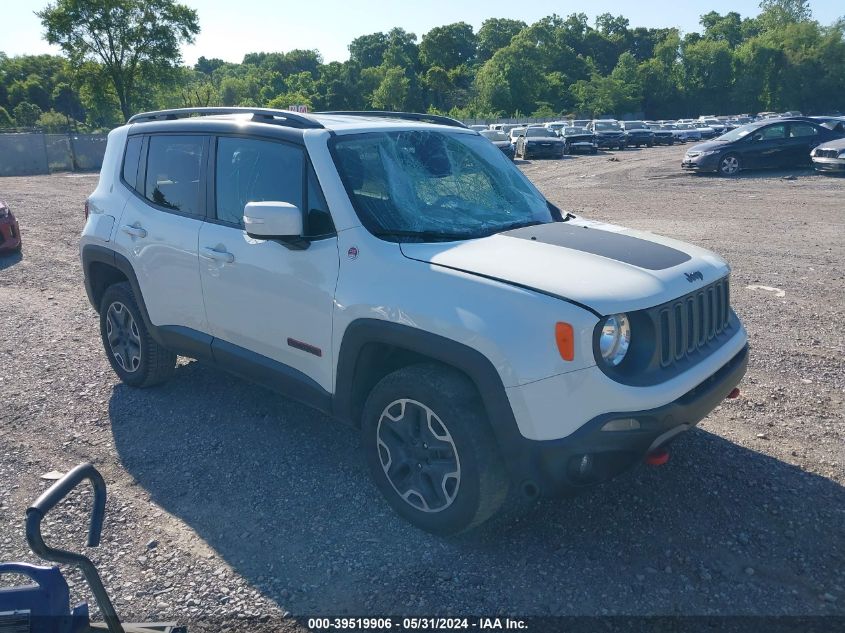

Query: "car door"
<box><xmin>114</xmin><ymin>133</ymin><xmax>209</xmax><ymax>334</ymax></box>
<box><xmin>742</xmin><ymin>123</ymin><xmax>787</xmax><ymax>169</ymax></box>
<box><xmin>198</xmin><ymin>135</ymin><xmax>340</xmax><ymax>393</ymax></box>
<box><xmin>784</xmin><ymin>122</ymin><xmax>821</xmax><ymax>167</ymax></box>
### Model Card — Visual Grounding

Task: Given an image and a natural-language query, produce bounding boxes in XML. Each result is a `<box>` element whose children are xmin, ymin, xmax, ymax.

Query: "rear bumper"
<box><xmin>504</xmin><ymin>344</ymin><xmax>748</xmax><ymax>497</ymax></box>
<box><xmin>0</xmin><ymin>217</ymin><xmax>21</xmax><ymax>252</ymax></box>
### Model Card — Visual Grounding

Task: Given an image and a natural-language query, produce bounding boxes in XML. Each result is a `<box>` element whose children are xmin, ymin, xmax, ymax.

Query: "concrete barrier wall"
<box><xmin>0</xmin><ymin>132</ymin><xmax>108</xmax><ymax>176</ymax></box>
<box><xmin>0</xmin><ymin>133</ymin><xmax>50</xmax><ymax>177</ymax></box>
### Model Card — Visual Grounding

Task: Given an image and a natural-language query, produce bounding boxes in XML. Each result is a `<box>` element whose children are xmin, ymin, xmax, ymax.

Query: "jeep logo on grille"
<box><xmin>685</xmin><ymin>271</ymin><xmax>704</xmax><ymax>283</ymax></box>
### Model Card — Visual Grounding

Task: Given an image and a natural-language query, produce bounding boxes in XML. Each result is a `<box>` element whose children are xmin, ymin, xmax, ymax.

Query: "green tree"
<box><xmin>0</xmin><ymin>106</ymin><xmax>14</xmax><ymax>127</ymax></box>
<box><xmin>349</xmin><ymin>32</ymin><xmax>389</xmax><ymax>68</ymax></box>
<box><xmin>38</xmin><ymin>0</ymin><xmax>200</xmax><ymax>120</ymax></box>
<box><xmin>371</xmin><ymin>66</ymin><xmax>410</xmax><ymax>110</ymax></box>
<box><xmin>758</xmin><ymin>0</ymin><xmax>812</xmax><ymax>30</ymax></box>
<box><xmin>476</xmin><ymin>18</ymin><xmax>526</xmax><ymax>61</ymax></box>
<box><xmin>13</xmin><ymin>102</ymin><xmax>42</xmax><ymax>127</ymax></box>
<box><xmin>420</xmin><ymin>22</ymin><xmax>477</xmax><ymax>69</ymax></box>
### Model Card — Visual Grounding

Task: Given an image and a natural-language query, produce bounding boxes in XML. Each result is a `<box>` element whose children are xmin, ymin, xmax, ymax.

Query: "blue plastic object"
<box><xmin>0</xmin><ymin>562</ymin><xmax>90</xmax><ymax>633</ymax></box>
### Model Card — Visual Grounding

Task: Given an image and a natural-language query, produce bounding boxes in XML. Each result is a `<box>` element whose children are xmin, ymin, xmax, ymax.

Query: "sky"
<box><xmin>3</xmin><ymin>0</ymin><xmax>843</xmax><ymax>66</ymax></box>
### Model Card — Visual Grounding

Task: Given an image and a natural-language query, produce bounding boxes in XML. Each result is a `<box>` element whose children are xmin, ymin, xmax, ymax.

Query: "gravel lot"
<box><xmin>1</xmin><ymin>146</ymin><xmax>843</xmax><ymax>631</ymax></box>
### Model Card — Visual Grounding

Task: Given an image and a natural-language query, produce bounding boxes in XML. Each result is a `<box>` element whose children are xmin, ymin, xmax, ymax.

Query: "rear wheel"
<box><xmin>719</xmin><ymin>153</ymin><xmax>741</xmax><ymax>176</ymax></box>
<box><xmin>361</xmin><ymin>364</ymin><xmax>509</xmax><ymax>535</ymax></box>
<box><xmin>99</xmin><ymin>282</ymin><xmax>176</xmax><ymax>387</ymax></box>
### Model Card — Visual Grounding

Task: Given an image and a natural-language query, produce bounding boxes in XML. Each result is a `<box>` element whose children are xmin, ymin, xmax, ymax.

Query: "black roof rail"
<box><xmin>127</xmin><ymin>107</ymin><xmax>324</xmax><ymax>129</ymax></box>
<box><xmin>315</xmin><ymin>110</ymin><xmax>468</xmax><ymax>129</ymax></box>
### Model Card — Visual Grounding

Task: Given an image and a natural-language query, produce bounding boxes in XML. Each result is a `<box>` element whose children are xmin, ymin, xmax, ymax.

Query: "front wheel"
<box><xmin>99</xmin><ymin>282</ymin><xmax>176</xmax><ymax>387</ymax></box>
<box><xmin>719</xmin><ymin>153</ymin><xmax>741</xmax><ymax>176</ymax></box>
<box><xmin>361</xmin><ymin>364</ymin><xmax>509</xmax><ymax>535</ymax></box>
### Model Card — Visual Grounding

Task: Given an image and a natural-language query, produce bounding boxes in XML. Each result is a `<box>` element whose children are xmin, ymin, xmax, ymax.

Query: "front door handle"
<box><xmin>121</xmin><ymin>224</ymin><xmax>147</xmax><ymax>238</ymax></box>
<box><xmin>201</xmin><ymin>246</ymin><xmax>235</xmax><ymax>264</ymax></box>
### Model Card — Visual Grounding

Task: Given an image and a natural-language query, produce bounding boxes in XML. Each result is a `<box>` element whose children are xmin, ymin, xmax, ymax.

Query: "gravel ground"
<box><xmin>0</xmin><ymin>147</ymin><xmax>843</xmax><ymax>631</ymax></box>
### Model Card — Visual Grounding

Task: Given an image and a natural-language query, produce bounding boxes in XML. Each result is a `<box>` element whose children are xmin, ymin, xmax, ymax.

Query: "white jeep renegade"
<box><xmin>82</xmin><ymin>108</ymin><xmax>748</xmax><ymax>534</ymax></box>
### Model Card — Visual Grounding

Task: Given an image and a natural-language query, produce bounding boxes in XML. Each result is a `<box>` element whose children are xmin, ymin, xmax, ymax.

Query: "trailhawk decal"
<box><xmin>502</xmin><ymin>222</ymin><xmax>691</xmax><ymax>271</ymax></box>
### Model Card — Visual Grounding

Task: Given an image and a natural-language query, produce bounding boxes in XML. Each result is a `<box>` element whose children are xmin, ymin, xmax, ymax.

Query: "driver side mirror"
<box><xmin>244</xmin><ymin>201</ymin><xmax>309</xmax><ymax>249</ymax></box>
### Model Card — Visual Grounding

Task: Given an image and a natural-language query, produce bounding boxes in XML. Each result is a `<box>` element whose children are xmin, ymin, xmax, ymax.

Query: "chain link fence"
<box><xmin>0</xmin><ymin>132</ymin><xmax>107</xmax><ymax>177</ymax></box>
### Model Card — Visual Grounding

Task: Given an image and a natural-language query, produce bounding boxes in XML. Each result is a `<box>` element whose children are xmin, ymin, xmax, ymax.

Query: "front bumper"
<box><xmin>524</xmin><ymin>143</ymin><xmax>562</xmax><ymax>158</ymax></box>
<box><xmin>568</xmin><ymin>141</ymin><xmax>597</xmax><ymax>153</ymax></box>
<box><xmin>0</xmin><ymin>216</ymin><xmax>21</xmax><ymax>252</ymax></box>
<box><xmin>503</xmin><ymin>343</ymin><xmax>748</xmax><ymax>497</ymax></box>
<box><xmin>681</xmin><ymin>153</ymin><xmax>720</xmax><ymax>172</ymax></box>
<box><xmin>595</xmin><ymin>136</ymin><xmax>625</xmax><ymax>148</ymax></box>
<box><xmin>812</xmin><ymin>157</ymin><xmax>845</xmax><ymax>172</ymax></box>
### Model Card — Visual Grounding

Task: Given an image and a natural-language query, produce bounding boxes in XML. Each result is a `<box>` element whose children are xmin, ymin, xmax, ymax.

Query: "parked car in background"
<box><xmin>588</xmin><ymin>120</ymin><xmax>626</xmax><ymax>150</ymax></box>
<box><xmin>515</xmin><ymin>127</ymin><xmax>565</xmax><ymax>159</ymax></box>
<box><xmin>490</xmin><ymin>123</ymin><xmax>521</xmax><ymax>135</ymax></box>
<box><xmin>572</xmin><ymin>120</ymin><xmax>591</xmax><ymax>129</ymax></box>
<box><xmin>674</xmin><ymin>123</ymin><xmax>703</xmax><ymax>143</ymax></box>
<box><xmin>649</xmin><ymin>124</ymin><xmax>676</xmax><ymax>145</ymax></box>
<box><xmin>544</xmin><ymin>121</ymin><xmax>569</xmax><ymax>135</ymax></box>
<box><xmin>695</xmin><ymin>122</ymin><xmax>718</xmax><ymax>139</ymax></box>
<box><xmin>620</xmin><ymin>121</ymin><xmax>655</xmax><ymax>148</ymax></box>
<box><xmin>561</xmin><ymin>127</ymin><xmax>597</xmax><ymax>154</ymax></box>
<box><xmin>0</xmin><ymin>200</ymin><xmax>21</xmax><ymax>254</ymax></box>
<box><xmin>468</xmin><ymin>124</ymin><xmax>488</xmax><ymax>132</ymax></box>
<box><xmin>509</xmin><ymin>127</ymin><xmax>527</xmax><ymax>143</ymax></box>
<box><xmin>480</xmin><ymin>129</ymin><xmax>516</xmax><ymax>160</ymax></box>
<box><xmin>682</xmin><ymin>119</ymin><xmax>843</xmax><ymax>175</ymax></box>
<box><xmin>699</xmin><ymin>118</ymin><xmax>727</xmax><ymax>135</ymax></box>
<box><xmin>810</xmin><ymin>137</ymin><xmax>845</xmax><ymax>174</ymax></box>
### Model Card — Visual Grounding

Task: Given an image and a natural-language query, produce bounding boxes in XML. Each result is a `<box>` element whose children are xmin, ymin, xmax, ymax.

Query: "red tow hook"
<box><xmin>645</xmin><ymin>448</ymin><xmax>670</xmax><ymax>466</ymax></box>
<box><xmin>727</xmin><ymin>387</ymin><xmax>741</xmax><ymax>399</ymax></box>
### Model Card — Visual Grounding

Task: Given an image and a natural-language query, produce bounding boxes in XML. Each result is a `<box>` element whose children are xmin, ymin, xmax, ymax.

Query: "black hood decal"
<box><xmin>503</xmin><ymin>223</ymin><xmax>691</xmax><ymax>271</ymax></box>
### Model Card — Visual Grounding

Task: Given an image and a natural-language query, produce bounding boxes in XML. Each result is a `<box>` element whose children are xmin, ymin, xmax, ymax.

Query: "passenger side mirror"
<box><xmin>244</xmin><ymin>201</ymin><xmax>308</xmax><ymax>249</ymax></box>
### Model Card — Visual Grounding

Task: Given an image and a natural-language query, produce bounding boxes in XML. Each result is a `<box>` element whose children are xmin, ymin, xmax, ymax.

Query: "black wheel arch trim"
<box><xmin>333</xmin><ymin>318</ymin><xmax>533</xmax><ymax>485</ymax></box>
<box><xmin>82</xmin><ymin>243</ymin><xmax>213</xmax><ymax>359</ymax></box>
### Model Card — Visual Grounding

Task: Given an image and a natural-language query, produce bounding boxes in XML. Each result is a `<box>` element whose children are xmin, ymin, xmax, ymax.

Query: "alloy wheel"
<box><xmin>105</xmin><ymin>301</ymin><xmax>142</xmax><ymax>372</ymax></box>
<box><xmin>720</xmin><ymin>155</ymin><xmax>740</xmax><ymax>175</ymax></box>
<box><xmin>376</xmin><ymin>398</ymin><xmax>461</xmax><ymax>513</ymax></box>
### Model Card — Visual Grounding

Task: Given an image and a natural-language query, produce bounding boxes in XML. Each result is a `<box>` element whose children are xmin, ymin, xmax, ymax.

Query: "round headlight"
<box><xmin>599</xmin><ymin>314</ymin><xmax>631</xmax><ymax>366</ymax></box>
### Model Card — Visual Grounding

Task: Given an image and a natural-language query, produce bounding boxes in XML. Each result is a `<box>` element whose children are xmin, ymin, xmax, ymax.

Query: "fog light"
<box><xmin>601</xmin><ymin>418</ymin><xmax>641</xmax><ymax>432</ymax></box>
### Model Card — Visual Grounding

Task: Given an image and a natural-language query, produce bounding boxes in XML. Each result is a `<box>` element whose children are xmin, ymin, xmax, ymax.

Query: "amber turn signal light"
<box><xmin>555</xmin><ymin>322</ymin><xmax>575</xmax><ymax>361</ymax></box>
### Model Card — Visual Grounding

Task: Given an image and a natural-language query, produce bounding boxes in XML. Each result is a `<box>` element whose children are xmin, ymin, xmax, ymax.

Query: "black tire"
<box><xmin>361</xmin><ymin>363</ymin><xmax>509</xmax><ymax>535</ymax></box>
<box><xmin>647</xmin><ymin>141</ymin><xmax>654</xmax><ymax>148</ymax></box>
<box><xmin>99</xmin><ymin>282</ymin><xmax>176</xmax><ymax>387</ymax></box>
<box><xmin>563</xmin><ymin>142</ymin><xmax>571</xmax><ymax>155</ymax></box>
<box><xmin>591</xmin><ymin>147</ymin><xmax>598</xmax><ymax>154</ymax></box>
<box><xmin>668</xmin><ymin>138</ymin><xmax>675</xmax><ymax>146</ymax></box>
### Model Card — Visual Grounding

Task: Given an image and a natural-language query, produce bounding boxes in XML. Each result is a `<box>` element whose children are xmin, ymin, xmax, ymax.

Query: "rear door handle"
<box><xmin>121</xmin><ymin>225</ymin><xmax>147</xmax><ymax>238</ymax></box>
<box><xmin>201</xmin><ymin>246</ymin><xmax>235</xmax><ymax>264</ymax></box>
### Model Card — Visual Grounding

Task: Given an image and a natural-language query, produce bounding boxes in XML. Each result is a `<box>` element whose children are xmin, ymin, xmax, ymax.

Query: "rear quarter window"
<box><xmin>122</xmin><ymin>136</ymin><xmax>143</xmax><ymax>191</ymax></box>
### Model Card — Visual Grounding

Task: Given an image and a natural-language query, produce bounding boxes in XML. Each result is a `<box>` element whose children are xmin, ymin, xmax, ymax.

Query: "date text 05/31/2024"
<box><xmin>307</xmin><ymin>617</ymin><xmax>529</xmax><ymax>630</ymax></box>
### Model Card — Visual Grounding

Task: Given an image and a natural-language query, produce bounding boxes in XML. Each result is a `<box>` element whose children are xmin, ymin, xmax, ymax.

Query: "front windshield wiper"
<box><xmin>372</xmin><ymin>229</ymin><xmax>474</xmax><ymax>242</ymax></box>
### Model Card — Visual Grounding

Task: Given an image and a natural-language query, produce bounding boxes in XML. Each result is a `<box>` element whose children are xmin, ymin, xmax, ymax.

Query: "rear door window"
<box><xmin>144</xmin><ymin>135</ymin><xmax>205</xmax><ymax>216</ymax></box>
<box><xmin>214</xmin><ymin>137</ymin><xmax>304</xmax><ymax>227</ymax></box>
<box><xmin>789</xmin><ymin>123</ymin><xmax>818</xmax><ymax>138</ymax></box>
